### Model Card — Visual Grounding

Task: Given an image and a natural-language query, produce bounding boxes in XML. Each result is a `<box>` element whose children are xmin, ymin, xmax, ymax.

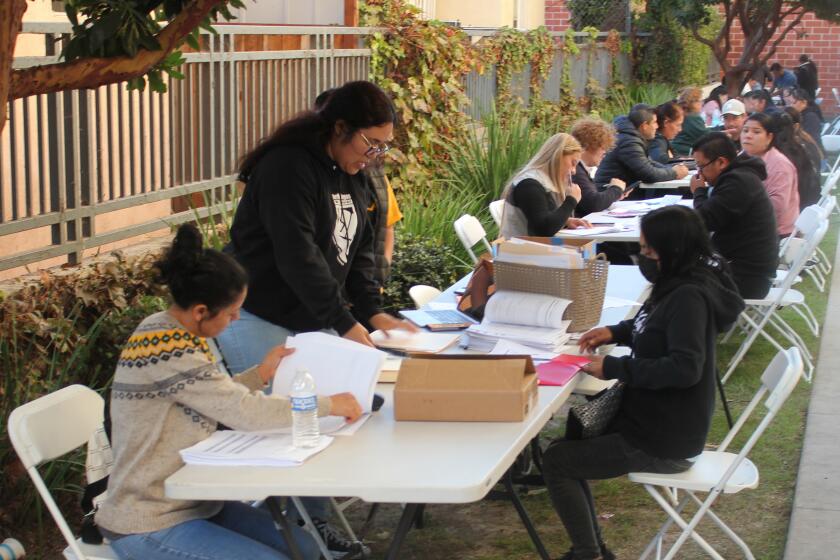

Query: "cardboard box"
<box><xmin>394</xmin><ymin>355</ymin><xmax>538</xmax><ymax>422</ymax></box>
<box><xmin>513</xmin><ymin>236</ymin><xmax>596</xmax><ymax>260</ymax></box>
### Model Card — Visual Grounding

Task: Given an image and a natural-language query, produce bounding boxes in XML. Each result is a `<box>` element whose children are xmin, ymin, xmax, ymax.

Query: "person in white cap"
<box><xmin>712</xmin><ymin>99</ymin><xmax>748</xmax><ymax>151</ymax></box>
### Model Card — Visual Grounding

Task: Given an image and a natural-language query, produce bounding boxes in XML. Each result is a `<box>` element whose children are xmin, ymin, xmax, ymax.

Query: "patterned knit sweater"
<box><xmin>95</xmin><ymin>311</ymin><xmax>331</xmax><ymax>535</ymax></box>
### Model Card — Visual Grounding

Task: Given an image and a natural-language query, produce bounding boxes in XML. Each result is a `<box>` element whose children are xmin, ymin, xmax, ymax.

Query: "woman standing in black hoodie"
<box><xmin>542</xmin><ymin>205</ymin><xmax>744</xmax><ymax>560</ymax></box>
<box><xmin>215</xmin><ymin>81</ymin><xmax>412</xmax><ymax>558</ymax></box>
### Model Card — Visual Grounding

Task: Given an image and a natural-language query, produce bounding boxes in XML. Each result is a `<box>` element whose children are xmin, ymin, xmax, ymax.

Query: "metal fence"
<box><xmin>0</xmin><ymin>23</ymin><xmax>371</xmax><ymax>273</ymax></box>
<box><xmin>463</xmin><ymin>30</ymin><xmax>633</xmax><ymax>121</ymax></box>
<box><xmin>567</xmin><ymin>0</ymin><xmax>632</xmax><ymax>32</ymax></box>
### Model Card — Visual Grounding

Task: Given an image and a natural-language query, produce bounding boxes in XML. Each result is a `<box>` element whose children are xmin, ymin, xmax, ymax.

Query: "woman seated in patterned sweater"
<box><xmin>95</xmin><ymin>223</ymin><xmax>362</xmax><ymax>560</ymax></box>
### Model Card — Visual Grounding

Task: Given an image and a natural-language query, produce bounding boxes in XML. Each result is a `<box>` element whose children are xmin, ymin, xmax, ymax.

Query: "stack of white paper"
<box><xmin>272</xmin><ymin>332</ymin><xmax>385</xmax><ymax>433</ymax></box>
<box><xmin>180</xmin><ymin>430</ymin><xmax>332</xmax><ymax>467</ymax></box>
<box><xmin>370</xmin><ymin>329</ymin><xmax>461</xmax><ymax>353</ymax></box>
<box><xmin>465</xmin><ymin>290</ymin><xmax>572</xmax><ymax>352</ymax></box>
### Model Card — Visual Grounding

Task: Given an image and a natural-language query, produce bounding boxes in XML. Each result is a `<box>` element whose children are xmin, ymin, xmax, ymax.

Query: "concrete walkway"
<box><xmin>784</xmin><ymin>238</ymin><xmax>840</xmax><ymax>559</ymax></box>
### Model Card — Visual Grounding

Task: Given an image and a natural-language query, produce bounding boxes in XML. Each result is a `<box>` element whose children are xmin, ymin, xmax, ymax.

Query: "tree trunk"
<box><xmin>0</xmin><ymin>0</ymin><xmax>27</xmax><ymax>135</ymax></box>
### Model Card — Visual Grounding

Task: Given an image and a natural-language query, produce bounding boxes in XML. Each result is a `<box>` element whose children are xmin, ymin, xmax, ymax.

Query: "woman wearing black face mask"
<box><xmin>541</xmin><ymin>205</ymin><xmax>744</xmax><ymax>560</ymax></box>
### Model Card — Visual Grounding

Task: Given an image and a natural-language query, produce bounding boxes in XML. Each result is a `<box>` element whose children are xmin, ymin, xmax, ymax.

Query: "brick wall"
<box><xmin>545</xmin><ymin>0</ymin><xmax>571</xmax><ymax>31</ymax></box>
<box><xmin>724</xmin><ymin>11</ymin><xmax>839</xmax><ymax>115</ymax></box>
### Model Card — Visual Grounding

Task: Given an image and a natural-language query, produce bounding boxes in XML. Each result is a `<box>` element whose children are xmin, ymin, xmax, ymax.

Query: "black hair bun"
<box><xmin>156</xmin><ymin>224</ymin><xmax>204</xmax><ymax>287</ymax></box>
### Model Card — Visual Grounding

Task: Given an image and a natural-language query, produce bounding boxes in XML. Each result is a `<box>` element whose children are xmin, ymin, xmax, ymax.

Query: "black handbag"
<box><xmin>565</xmin><ymin>381</ymin><xmax>625</xmax><ymax>439</ymax></box>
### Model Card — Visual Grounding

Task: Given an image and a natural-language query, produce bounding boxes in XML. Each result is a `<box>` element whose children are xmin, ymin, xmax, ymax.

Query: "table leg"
<box><xmin>503</xmin><ymin>470</ymin><xmax>552</xmax><ymax>560</ymax></box>
<box><xmin>290</xmin><ymin>496</ymin><xmax>335</xmax><ymax>560</ymax></box>
<box><xmin>266</xmin><ymin>497</ymin><xmax>305</xmax><ymax>560</ymax></box>
<box><xmin>384</xmin><ymin>503</ymin><xmax>423</xmax><ymax>560</ymax></box>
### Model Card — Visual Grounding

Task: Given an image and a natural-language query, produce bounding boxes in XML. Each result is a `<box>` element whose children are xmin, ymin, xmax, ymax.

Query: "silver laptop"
<box><xmin>399</xmin><ymin>307</ymin><xmax>479</xmax><ymax>331</ymax></box>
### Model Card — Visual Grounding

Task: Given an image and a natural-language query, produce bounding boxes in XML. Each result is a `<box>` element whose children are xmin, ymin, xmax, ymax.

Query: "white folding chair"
<box><xmin>8</xmin><ymin>385</ymin><xmax>118</xmax><ymax>560</ymax></box>
<box><xmin>489</xmin><ymin>199</ymin><xmax>505</xmax><ymax>228</ymax></box>
<box><xmin>777</xmin><ymin>205</ymin><xmax>830</xmax><ymax>292</ymax></box>
<box><xmin>453</xmin><ymin>214</ymin><xmax>493</xmax><ymax>264</ymax></box>
<box><xmin>629</xmin><ymin>347</ymin><xmax>803</xmax><ymax>560</ymax></box>
<box><xmin>722</xmin><ymin>217</ymin><xmax>827</xmax><ymax>383</ymax></box>
<box><xmin>408</xmin><ymin>284</ymin><xmax>442</xmax><ymax>308</ymax></box>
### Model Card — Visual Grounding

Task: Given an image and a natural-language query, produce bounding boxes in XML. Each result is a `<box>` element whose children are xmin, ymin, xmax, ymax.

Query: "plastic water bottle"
<box><xmin>0</xmin><ymin>538</ymin><xmax>25</xmax><ymax>560</ymax></box>
<box><xmin>711</xmin><ymin>108</ymin><xmax>722</xmax><ymax>128</ymax></box>
<box><xmin>290</xmin><ymin>369</ymin><xmax>320</xmax><ymax>448</ymax></box>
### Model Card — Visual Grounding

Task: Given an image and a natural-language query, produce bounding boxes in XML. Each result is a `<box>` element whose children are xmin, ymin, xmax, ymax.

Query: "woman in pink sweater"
<box><xmin>740</xmin><ymin>113</ymin><xmax>799</xmax><ymax>236</ymax></box>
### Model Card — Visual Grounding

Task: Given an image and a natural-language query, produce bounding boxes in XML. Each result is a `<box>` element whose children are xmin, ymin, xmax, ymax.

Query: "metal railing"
<box><xmin>0</xmin><ymin>23</ymin><xmax>372</xmax><ymax>272</ymax></box>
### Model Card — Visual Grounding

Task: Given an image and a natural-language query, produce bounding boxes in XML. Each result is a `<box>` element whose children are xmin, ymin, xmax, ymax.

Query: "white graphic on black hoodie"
<box><xmin>331</xmin><ymin>193</ymin><xmax>357</xmax><ymax>266</ymax></box>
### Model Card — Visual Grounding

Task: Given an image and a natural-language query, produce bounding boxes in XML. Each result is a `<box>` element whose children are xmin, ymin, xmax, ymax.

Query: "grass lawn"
<box><xmin>343</xmin><ymin>214</ymin><xmax>840</xmax><ymax>560</ymax></box>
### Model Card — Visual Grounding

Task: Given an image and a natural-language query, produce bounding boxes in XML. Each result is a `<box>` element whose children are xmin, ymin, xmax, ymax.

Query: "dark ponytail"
<box><xmin>156</xmin><ymin>224</ymin><xmax>248</xmax><ymax>315</ymax></box>
<box><xmin>238</xmin><ymin>80</ymin><xmax>396</xmax><ymax>181</ymax></box>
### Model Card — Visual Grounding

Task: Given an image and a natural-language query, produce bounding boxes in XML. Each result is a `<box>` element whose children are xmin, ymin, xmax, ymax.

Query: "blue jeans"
<box><xmin>215</xmin><ymin>309</ymin><xmax>335</xmax><ymax>522</ymax></box>
<box><xmin>110</xmin><ymin>501</ymin><xmax>318</xmax><ymax>560</ymax></box>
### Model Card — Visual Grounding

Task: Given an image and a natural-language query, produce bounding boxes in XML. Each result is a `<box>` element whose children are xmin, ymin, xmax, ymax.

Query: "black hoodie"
<box><xmin>594</xmin><ymin>116</ymin><xmax>677</xmax><ymax>187</ymax></box>
<box><xmin>602</xmin><ymin>261</ymin><xmax>745</xmax><ymax>460</ymax></box>
<box><xmin>226</xmin><ymin>143</ymin><xmax>381</xmax><ymax>336</ymax></box>
<box><xmin>692</xmin><ymin>154</ymin><xmax>779</xmax><ymax>296</ymax></box>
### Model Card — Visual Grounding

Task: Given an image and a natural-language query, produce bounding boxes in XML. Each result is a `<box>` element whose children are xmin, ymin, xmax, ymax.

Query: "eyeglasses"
<box><xmin>359</xmin><ymin>132</ymin><xmax>391</xmax><ymax>158</ymax></box>
<box><xmin>696</xmin><ymin>157</ymin><xmax>719</xmax><ymax>173</ymax></box>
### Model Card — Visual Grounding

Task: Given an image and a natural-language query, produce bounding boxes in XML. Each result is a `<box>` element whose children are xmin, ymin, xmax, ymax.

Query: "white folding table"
<box><xmin>165</xmin><ymin>266</ymin><xmax>650</xmax><ymax>559</ymax></box>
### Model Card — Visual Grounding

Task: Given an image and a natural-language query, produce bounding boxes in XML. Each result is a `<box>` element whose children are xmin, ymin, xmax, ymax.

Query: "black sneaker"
<box><xmin>556</xmin><ymin>544</ymin><xmax>613</xmax><ymax>560</ymax></box>
<box><xmin>310</xmin><ymin>517</ymin><xmax>370</xmax><ymax>559</ymax></box>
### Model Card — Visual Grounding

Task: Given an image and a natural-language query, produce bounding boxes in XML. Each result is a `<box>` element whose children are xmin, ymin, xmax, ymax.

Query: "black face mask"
<box><xmin>638</xmin><ymin>254</ymin><xmax>661</xmax><ymax>283</ymax></box>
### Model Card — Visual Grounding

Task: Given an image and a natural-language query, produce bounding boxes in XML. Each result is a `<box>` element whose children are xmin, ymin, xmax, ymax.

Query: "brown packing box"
<box><xmin>394</xmin><ymin>354</ymin><xmax>539</xmax><ymax>422</ymax></box>
<box><xmin>507</xmin><ymin>236</ymin><xmax>596</xmax><ymax>259</ymax></box>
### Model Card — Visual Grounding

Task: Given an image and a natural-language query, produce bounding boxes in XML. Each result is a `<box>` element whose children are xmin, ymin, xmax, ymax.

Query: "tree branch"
<box><xmin>761</xmin><ymin>8</ymin><xmax>806</xmax><ymax>66</ymax></box>
<box><xmin>0</xmin><ymin>0</ymin><xmax>27</xmax><ymax>129</ymax></box>
<box><xmin>8</xmin><ymin>0</ymin><xmax>225</xmax><ymax>100</ymax></box>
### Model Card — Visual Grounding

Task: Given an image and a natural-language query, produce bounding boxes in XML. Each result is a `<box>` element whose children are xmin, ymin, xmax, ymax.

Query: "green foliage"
<box><xmin>188</xmin><ymin>187</ymin><xmax>241</xmax><ymax>251</ymax></box>
<box><xmin>635</xmin><ymin>1</ymin><xmax>721</xmax><ymax>87</ymax></box>
<box><xmin>595</xmin><ymin>82</ymin><xmax>678</xmax><ymax>123</ymax></box>
<box><xmin>567</xmin><ymin>0</ymin><xmax>630</xmax><ymax>31</ymax></box>
<box><xmin>0</xmin><ymin>254</ymin><xmax>168</xmax><ymax>528</ymax></box>
<box><xmin>383</xmin><ymin>233</ymin><xmax>460</xmax><ymax>312</ymax></box>
<box><xmin>362</xmin><ymin>0</ymin><xmax>476</xmax><ymax>193</ymax></box>
<box><xmin>61</xmin><ymin>0</ymin><xmax>245</xmax><ymax>93</ymax></box>
<box><xmin>480</xmin><ymin>26</ymin><xmax>556</xmax><ymax>106</ymax></box>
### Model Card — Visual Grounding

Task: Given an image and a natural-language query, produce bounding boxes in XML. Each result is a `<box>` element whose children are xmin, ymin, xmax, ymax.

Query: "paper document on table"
<box><xmin>488</xmin><ymin>339</ymin><xmax>557</xmax><ymax>362</ymax></box>
<box><xmin>179</xmin><ymin>431</ymin><xmax>332</xmax><ymax>467</ymax></box>
<box><xmin>561</xmin><ymin>225</ymin><xmax>628</xmax><ymax>236</ymax></box>
<box><xmin>370</xmin><ymin>329</ymin><xmax>460</xmax><ymax>353</ymax></box>
<box><xmin>273</xmin><ymin>332</ymin><xmax>385</xmax><ymax>413</ymax></box>
<box><xmin>269</xmin><ymin>413</ymin><xmax>372</xmax><ymax>437</ymax></box>
<box><xmin>643</xmin><ymin>194</ymin><xmax>683</xmax><ymax>206</ymax></box>
<box><xmin>602</xmin><ymin>295</ymin><xmax>643</xmax><ymax>308</ymax></box>
<box><xmin>484</xmin><ymin>290</ymin><xmax>572</xmax><ymax>329</ymax></box>
<box><xmin>466</xmin><ymin>320</ymin><xmax>571</xmax><ymax>352</ymax></box>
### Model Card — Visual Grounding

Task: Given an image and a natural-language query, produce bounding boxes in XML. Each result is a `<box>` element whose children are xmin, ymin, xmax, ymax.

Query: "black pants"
<box><xmin>542</xmin><ymin>432</ymin><xmax>691</xmax><ymax>560</ymax></box>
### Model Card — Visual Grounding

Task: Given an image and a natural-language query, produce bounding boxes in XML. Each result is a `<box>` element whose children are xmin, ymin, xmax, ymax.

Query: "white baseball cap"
<box><xmin>722</xmin><ymin>99</ymin><xmax>746</xmax><ymax>116</ymax></box>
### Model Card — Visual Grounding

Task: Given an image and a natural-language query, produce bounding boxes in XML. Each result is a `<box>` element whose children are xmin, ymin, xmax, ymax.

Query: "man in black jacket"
<box><xmin>690</xmin><ymin>132</ymin><xmax>779</xmax><ymax>299</ymax></box>
<box><xmin>594</xmin><ymin>104</ymin><xmax>689</xmax><ymax>190</ymax></box>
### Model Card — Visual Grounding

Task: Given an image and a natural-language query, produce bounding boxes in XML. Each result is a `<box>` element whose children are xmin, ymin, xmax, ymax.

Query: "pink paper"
<box><xmin>537</xmin><ymin>362</ymin><xmax>581</xmax><ymax>386</ymax></box>
<box><xmin>551</xmin><ymin>354</ymin><xmax>592</xmax><ymax>368</ymax></box>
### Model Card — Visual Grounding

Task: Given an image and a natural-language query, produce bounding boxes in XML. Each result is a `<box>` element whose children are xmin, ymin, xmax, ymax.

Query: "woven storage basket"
<box><xmin>493</xmin><ymin>254</ymin><xmax>609</xmax><ymax>332</ymax></box>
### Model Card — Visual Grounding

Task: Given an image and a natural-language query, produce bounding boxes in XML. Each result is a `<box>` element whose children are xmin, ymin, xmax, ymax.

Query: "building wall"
<box><xmin>230</xmin><ymin>0</ymin><xmax>344</xmax><ymax>25</ymax></box>
<box><xmin>544</xmin><ymin>0</ymin><xmax>572</xmax><ymax>31</ymax></box>
<box><xmin>436</xmin><ymin>0</ymin><xmax>514</xmax><ymax>27</ymax></box>
<box><xmin>726</xmin><ymin>12</ymin><xmax>840</xmax><ymax>115</ymax></box>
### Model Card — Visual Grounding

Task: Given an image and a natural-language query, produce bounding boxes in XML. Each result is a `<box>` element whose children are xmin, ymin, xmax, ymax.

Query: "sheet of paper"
<box><xmin>180</xmin><ymin>431</ymin><xmax>333</xmax><ymax>467</ymax></box>
<box><xmin>331</xmin><ymin>413</ymin><xmax>372</xmax><ymax>436</ymax></box>
<box><xmin>488</xmin><ymin>339</ymin><xmax>557</xmax><ymax>362</ymax></box>
<box><xmin>370</xmin><ymin>329</ymin><xmax>460</xmax><ymax>353</ymax></box>
<box><xmin>273</xmin><ymin>332</ymin><xmax>385</xmax><ymax>413</ymax></box>
<box><xmin>602</xmin><ymin>295</ymin><xmax>643</xmax><ymax>309</ymax></box>
<box><xmin>484</xmin><ymin>290</ymin><xmax>572</xmax><ymax>329</ymax></box>
<box><xmin>561</xmin><ymin>225</ymin><xmax>627</xmax><ymax>236</ymax></box>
